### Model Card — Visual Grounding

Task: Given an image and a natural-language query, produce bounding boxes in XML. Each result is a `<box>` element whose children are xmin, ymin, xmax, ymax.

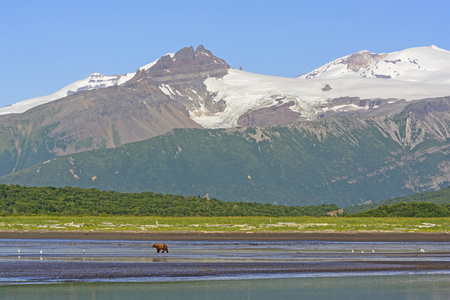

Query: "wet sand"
<box><xmin>1</xmin><ymin>230</ymin><xmax>449</xmax><ymax>242</ymax></box>
<box><xmin>1</xmin><ymin>230</ymin><xmax>449</xmax><ymax>283</ymax></box>
<box><xmin>1</xmin><ymin>260</ymin><xmax>449</xmax><ymax>282</ymax></box>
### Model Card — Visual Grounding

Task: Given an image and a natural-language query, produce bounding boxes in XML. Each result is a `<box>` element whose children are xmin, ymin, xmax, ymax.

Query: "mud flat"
<box><xmin>1</xmin><ymin>260</ymin><xmax>449</xmax><ymax>283</ymax></box>
<box><xmin>1</xmin><ymin>230</ymin><xmax>449</xmax><ymax>242</ymax></box>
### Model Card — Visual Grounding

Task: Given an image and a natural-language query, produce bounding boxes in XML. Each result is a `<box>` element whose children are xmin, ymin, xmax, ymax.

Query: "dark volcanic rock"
<box><xmin>141</xmin><ymin>45</ymin><xmax>230</xmax><ymax>83</ymax></box>
<box><xmin>404</xmin><ymin>96</ymin><xmax>450</xmax><ymax>119</ymax></box>
<box><xmin>237</xmin><ymin>101</ymin><xmax>301</xmax><ymax>127</ymax></box>
<box><xmin>131</xmin><ymin>45</ymin><xmax>231</xmax><ymax>118</ymax></box>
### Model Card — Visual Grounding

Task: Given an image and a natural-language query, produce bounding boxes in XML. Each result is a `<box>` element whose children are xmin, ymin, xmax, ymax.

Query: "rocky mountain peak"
<box><xmin>195</xmin><ymin>44</ymin><xmax>207</xmax><ymax>54</ymax></box>
<box><xmin>143</xmin><ymin>45</ymin><xmax>230</xmax><ymax>82</ymax></box>
<box><xmin>194</xmin><ymin>44</ymin><xmax>213</xmax><ymax>58</ymax></box>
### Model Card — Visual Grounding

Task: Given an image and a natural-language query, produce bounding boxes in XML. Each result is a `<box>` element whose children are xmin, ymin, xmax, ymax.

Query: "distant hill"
<box><xmin>345</xmin><ymin>186</ymin><xmax>450</xmax><ymax>214</ymax></box>
<box><xmin>1</xmin><ymin>103</ymin><xmax>449</xmax><ymax>207</ymax></box>
<box><xmin>1</xmin><ymin>44</ymin><xmax>449</xmax><ymax>207</ymax></box>
<box><xmin>2</xmin><ymin>45</ymin><xmax>450</xmax><ymax>177</ymax></box>
<box><xmin>0</xmin><ymin>184</ymin><xmax>339</xmax><ymax>217</ymax></box>
<box><xmin>351</xmin><ymin>202</ymin><xmax>450</xmax><ymax>217</ymax></box>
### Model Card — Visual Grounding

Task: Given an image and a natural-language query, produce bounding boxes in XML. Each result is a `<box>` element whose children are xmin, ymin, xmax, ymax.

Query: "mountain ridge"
<box><xmin>1</xmin><ymin>97</ymin><xmax>448</xmax><ymax>207</ymax></box>
<box><xmin>298</xmin><ymin>45</ymin><xmax>450</xmax><ymax>83</ymax></box>
<box><xmin>0</xmin><ymin>44</ymin><xmax>449</xmax><ymax>188</ymax></box>
<box><xmin>2</xmin><ymin>45</ymin><xmax>450</xmax><ymax>118</ymax></box>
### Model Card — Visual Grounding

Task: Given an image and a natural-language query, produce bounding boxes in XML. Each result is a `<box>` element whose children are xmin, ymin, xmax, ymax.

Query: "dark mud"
<box><xmin>1</xmin><ymin>260</ymin><xmax>449</xmax><ymax>282</ymax></box>
<box><xmin>1</xmin><ymin>231</ymin><xmax>449</xmax><ymax>242</ymax></box>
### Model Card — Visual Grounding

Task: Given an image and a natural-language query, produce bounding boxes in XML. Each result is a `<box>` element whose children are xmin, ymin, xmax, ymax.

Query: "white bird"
<box><xmin>18</xmin><ymin>249</ymin><xmax>20</xmax><ymax>254</ymax></box>
<box><xmin>40</xmin><ymin>250</ymin><xmax>43</xmax><ymax>254</ymax></box>
<box><xmin>420</xmin><ymin>249</ymin><xmax>425</xmax><ymax>252</ymax></box>
<box><xmin>351</xmin><ymin>249</ymin><xmax>354</xmax><ymax>253</ymax></box>
<box><xmin>83</xmin><ymin>250</ymin><xmax>86</xmax><ymax>253</ymax></box>
<box><xmin>372</xmin><ymin>249</ymin><xmax>375</xmax><ymax>253</ymax></box>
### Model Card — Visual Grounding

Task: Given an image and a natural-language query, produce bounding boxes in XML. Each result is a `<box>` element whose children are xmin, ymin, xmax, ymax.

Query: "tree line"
<box><xmin>0</xmin><ymin>184</ymin><xmax>340</xmax><ymax>217</ymax></box>
<box><xmin>352</xmin><ymin>202</ymin><xmax>450</xmax><ymax>217</ymax></box>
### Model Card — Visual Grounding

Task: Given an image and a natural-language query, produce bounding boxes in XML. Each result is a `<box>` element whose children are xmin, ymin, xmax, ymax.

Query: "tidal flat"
<box><xmin>0</xmin><ymin>237</ymin><xmax>449</xmax><ymax>284</ymax></box>
<box><xmin>1</xmin><ymin>235</ymin><xmax>449</xmax><ymax>300</ymax></box>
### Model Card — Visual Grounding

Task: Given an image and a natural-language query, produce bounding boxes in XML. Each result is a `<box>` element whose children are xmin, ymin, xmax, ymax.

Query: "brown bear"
<box><xmin>152</xmin><ymin>243</ymin><xmax>169</xmax><ymax>253</ymax></box>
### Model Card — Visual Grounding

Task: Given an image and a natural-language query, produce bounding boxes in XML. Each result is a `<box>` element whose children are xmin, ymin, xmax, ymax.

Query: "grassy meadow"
<box><xmin>1</xmin><ymin>215</ymin><xmax>448</xmax><ymax>233</ymax></box>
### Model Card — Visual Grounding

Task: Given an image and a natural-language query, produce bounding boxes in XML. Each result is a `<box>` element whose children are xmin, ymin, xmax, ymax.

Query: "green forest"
<box><xmin>345</xmin><ymin>186</ymin><xmax>450</xmax><ymax>214</ymax></box>
<box><xmin>352</xmin><ymin>202</ymin><xmax>450</xmax><ymax>217</ymax></box>
<box><xmin>3</xmin><ymin>112</ymin><xmax>449</xmax><ymax>209</ymax></box>
<box><xmin>0</xmin><ymin>184</ymin><xmax>339</xmax><ymax>217</ymax></box>
<box><xmin>1</xmin><ymin>184</ymin><xmax>449</xmax><ymax>218</ymax></box>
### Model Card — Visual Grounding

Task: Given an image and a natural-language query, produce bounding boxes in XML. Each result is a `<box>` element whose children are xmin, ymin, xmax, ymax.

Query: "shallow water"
<box><xmin>1</xmin><ymin>239</ymin><xmax>449</xmax><ymax>263</ymax></box>
<box><xmin>0</xmin><ymin>238</ymin><xmax>449</xmax><ymax>285</ymax></box>
<box><xmin>1</xmin><ymin>274</ymin><xmax>450</xmax><ymax>300</ymax></box>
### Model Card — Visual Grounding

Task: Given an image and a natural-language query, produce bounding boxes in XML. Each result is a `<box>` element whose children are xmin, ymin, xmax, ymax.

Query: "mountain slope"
<box><xmin>1</xmin><ymin>98</ymin><xmax>448</xmax><ymax>207</ymax></box>
<box><xmin>0</xmin><ymin>45</ymin><xmax>227</xmax><ymax>176</ymax></box>
<box><xmin>193</xmin><ymin>45</ymin><xmax>450</xmax><ymax>128</ymax></box>
<box><xmin>299</xmin><ymin>45</ymin><xmax>450</xmax><ymax>83</ymax></box>
<box><xmin>3</xmin><ymin>45</ymin><xmax>450</xmax><ymax>124</ymax></box>
<box><xmin>0</xmin><ymin>72</ymin><xmax>136</xmax><ymax>116</ymax></box>
<box><xmin>1</xmin><ymin>45</ymin><xmax>449</xmax><ymax>177</ymax></box>
<box><xmin>345</xmin><ymin>186</ymin><xmax>450</xmax><ymax>215</ymax></box>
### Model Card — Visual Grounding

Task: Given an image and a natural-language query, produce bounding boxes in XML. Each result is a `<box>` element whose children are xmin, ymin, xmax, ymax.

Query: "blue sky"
<box><xmin>1</xmin><ymin>0</ymin><xmax>449</xmax><ymax>108</ymax></box>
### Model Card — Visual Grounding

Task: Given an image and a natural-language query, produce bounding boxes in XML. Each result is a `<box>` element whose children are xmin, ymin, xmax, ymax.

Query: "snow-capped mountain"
<box><xmin>190</xmin><ymin>45</ymin><xmax>450</xmax><ymax>128</ymax></box>
<box><xmin>2</xmin><ymin>45</ymin><xmax>450</xmax><ymax>128</ymax></box>
<box><xmin>1</xmin><ymin>45</ymin><xmax>449</xmax><ymax>179</ymax></box>
<box><xmin>299</xmin><ymin>45</ymin><xmax>450</xmax><ymax>84</ymax></box>
<box><xmin>1</xmin><ymin>45</ymin><xmax>449</xmax><ymax>205</ymax></box>
<box><xmin>0</xmin><ymin>72</ymin><xmax>135</xmax><ymax>115</ymax></box>
<box><xmin>0</xmin><ymin>54</ymin><xmax>175</xmax><ymax>116</ymax></box>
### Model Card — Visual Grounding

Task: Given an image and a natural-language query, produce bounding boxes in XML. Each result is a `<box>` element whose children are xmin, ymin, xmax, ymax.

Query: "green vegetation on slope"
<box><xmin>0</xmin><ymin>184</ymin><xmax>339</xmax><ymax>217</ymax></box>
<box><xmin>345</xmin><ymin>186</ymin><xmax>450</xmax><ymax>214</ymax></box>
<box><xmin>352</xmin><ymin>202</ymin><xmax>450</xmax><ymax>217</ymax></box>
<box><xmin>0</xmin><ymin>122</ymin><xmax>59</xmax><ymax>176</ymax></box>
<box><xmin>1</xmin><ymin>113</ymin><xmax>449</xmax><ymax>207</ymax></box>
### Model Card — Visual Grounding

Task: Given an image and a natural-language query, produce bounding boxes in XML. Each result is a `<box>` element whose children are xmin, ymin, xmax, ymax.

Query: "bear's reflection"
<box><xmin>152</xmin><ymin>257</ymin><xmax>167</xmax><ymax>263</ymax></box>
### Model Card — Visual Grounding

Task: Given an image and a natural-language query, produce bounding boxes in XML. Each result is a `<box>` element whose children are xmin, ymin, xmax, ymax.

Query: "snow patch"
<box><xmin>159</xmin><ymin>83</ymin><xmax>176</xmax><ymax>98</ymax></box>
<box><xmin>0</xmin><ymin>53</ymin><xmax>181</xmax><ymax>115</ymax></box>
<box><xmin>0</xmin><ymin>72</ymin><xmax>136</xmax><ymax>115</ymax></box>
<box><xmin>195</xmin><ymin>60</ymin><xmax>450</xmax><ymax>129</ymax></box>
<box><xmin>299</xmin><ymin>46</ymin><xmax>450</xmax><ymax>85</ymax></box>
<box><xmin>138</xmin><ymin>53</ymin><xmax>175</xmax><ymax>71</ymax></box>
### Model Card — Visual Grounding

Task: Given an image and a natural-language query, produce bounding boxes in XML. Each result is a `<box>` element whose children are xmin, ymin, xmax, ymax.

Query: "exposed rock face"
<box><xmin>143</xmin><ymin>45</ymin><xmax>229</xmax><ymax>81</ymax></box>
<box><xmin>1</xmin><ymin>44</ymin><xmax>448</xmax><ymax>180</ymax></box>
<box><xmin>317</xmin><ymin>97</ymin><xmax>409</xmax><ymax>119</ymax></box>
<box><xmin>301</xmin><ymin>50</ymin><xmax>389</xmax><ymax>79</ymax></box>
<box><xmin>321</xmin><ymin>84</ymin><xmax>332</xmax><ymax>92</ymax></box>
<box><xmin>404</xmin><ymin>96</ymin><xmax>450</xmax><ymax>120</ymax></box>
<box><xmin>343</xmin><ymin>51</ymin><xmax>388</xmax><ymax>72</ymax></box>
<box><xmin>0</xmin><ymin>46</ymin><xmax>230</xmax><ymax>175</ymax></box>
<box><xmin>317</xmin><ymin>96</ymin><xmax>450</xmax><ymax>127</ymax></box>
<box><xmin>403</xmin><ymin>97</ymin><xmax>450</xmax><ymax>140</ymax></box>
<box><xmin>67</xmin><ymin>73</ymin><xmax>130</xmax><ymax>95</ymax></box>
<box><xmin>133</xmin><ymin>45</ymin><xmax>231</xmax><ymax>118</ymax></box>
<box><xmin>237</xmin><ymin>101</ymin><xmax>301</xmax><ymax>127</ymax></box>
<box><xmin>0</xmin><ymin>80</ymin><xmax>202</xmax><ymax>161</ymax></box>
<box><xmin>2</xmin><ymin>105</ymin><xmax>448</xmax><ymax>207</ymax></box>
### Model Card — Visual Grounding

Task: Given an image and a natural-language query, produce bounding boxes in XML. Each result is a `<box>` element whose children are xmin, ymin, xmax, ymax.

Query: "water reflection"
<box><xmin>0</xmin><ymin>238</ymin><xmax>449</xmax><ymax>285</ymax></box>
<box><xmin>1</xmin><ymin>274</ymin><xmax>450</xmax><ymax>300</ymax></box>
<box><xmin>1</xmin><ymin>239</ymin><xmax>449</xmax><ymax>263</ymax></box>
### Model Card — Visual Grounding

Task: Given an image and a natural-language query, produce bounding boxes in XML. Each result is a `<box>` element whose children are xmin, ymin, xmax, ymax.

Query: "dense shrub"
<box><xmin>353</xmin><ymin>202</ymin><xmax>450</xmax><ymax>217</ymax></box>
<box><xmin>0</xmin><ymin>184</ymin><xmax>339</xmax><ymax>217</ymax></box>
